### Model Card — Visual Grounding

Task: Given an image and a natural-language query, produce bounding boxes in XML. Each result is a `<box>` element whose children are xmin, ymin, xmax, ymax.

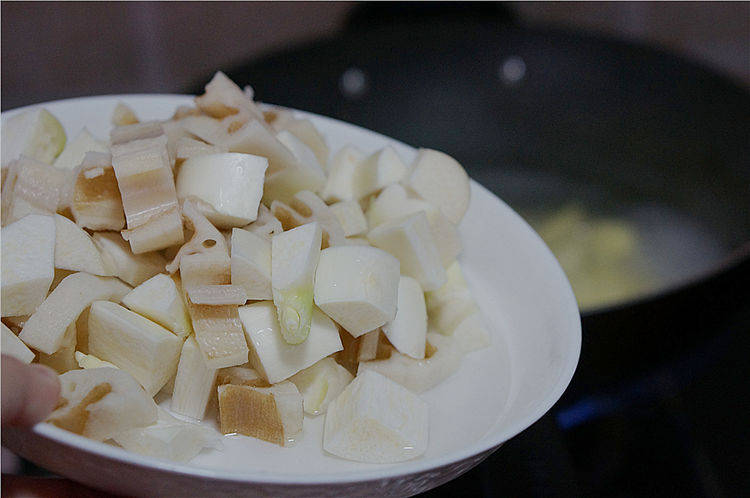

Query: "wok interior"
<box><xmin>228</xmin><ymin>23</ymin><xmax>750</xmax><ymax>311</ymax></box>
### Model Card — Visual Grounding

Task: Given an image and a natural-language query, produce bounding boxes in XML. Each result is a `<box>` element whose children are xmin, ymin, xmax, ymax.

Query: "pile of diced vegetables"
<box><xmin>0</xmin><ymin>72</ymin><xmax>489</xmax><ymax>464</ymax></box>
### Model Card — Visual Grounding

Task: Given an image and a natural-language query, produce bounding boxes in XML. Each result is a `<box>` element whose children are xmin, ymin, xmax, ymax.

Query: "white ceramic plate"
<box><xmin>1</xmin><ymin>96</ymin><xmax>581</xmax><ymax>497</ymax></box>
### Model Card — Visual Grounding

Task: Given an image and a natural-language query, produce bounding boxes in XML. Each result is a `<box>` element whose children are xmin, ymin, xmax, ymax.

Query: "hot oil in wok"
<box><xmin>487</xmin><ymin>169</ymin><xmax>727</xmax><ymax>313</ymax></box>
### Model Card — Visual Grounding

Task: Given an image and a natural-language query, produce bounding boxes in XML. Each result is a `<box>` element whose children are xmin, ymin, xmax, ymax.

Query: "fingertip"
<box><xmin>26</xmin><ymin>364</ymin><xmax>61</xmax><ymax>423</ymax></box>
<box><xmin>31</xmin><ymin>363</ymin><xmax>61</xmax><ymax>399</ymax></box>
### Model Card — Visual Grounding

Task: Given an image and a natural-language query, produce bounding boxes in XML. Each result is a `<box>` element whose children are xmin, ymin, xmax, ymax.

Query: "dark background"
<box><xmin>2</xmin><ymin>3</ymin><xmax>749</xmax><ymax>497</ymax></box>
<box><xmin>2</xmin><ymin>2</ymin><xmax>748</xmax><ymax>110</ymax></box>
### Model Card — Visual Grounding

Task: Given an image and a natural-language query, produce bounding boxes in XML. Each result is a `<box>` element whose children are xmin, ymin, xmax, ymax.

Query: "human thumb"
<box><xmin>2</xmin><ymin>355</ymin><xmax>61</xmax><ymax>427</ymax></box>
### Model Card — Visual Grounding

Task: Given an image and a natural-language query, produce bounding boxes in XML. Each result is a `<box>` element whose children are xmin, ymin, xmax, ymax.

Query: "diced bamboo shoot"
<box><xmin>329</xmin><ymin>201</ymin><xmax>368</xmax><ymax>237</ymax></box>
<box><xmin>358</xmin><ymin>333</ymin><xmax>463</xmax><ymax>393</ymax></box>
<box><xmin>53</xmin><ymin>129</ymin><xmax>108</xmax><ymax>171</ymax></box>
<box><xmin>1</xmin><ymin>323</ymin><xmax>35</xmax><ymax>363</ymax></box>
<box><xmin>92</xmin><ymin>232</ymin><xmax>166</xmax><ymax>286</ymax></box>
<box><xmin>367</xmin><ymin>212</ymin><xmax>446</xmax><ymax>291</ymax></box>
<box><xmin>171</xmin><ymin>335</ymin><xmax>218</xmax><ymax>420</ymax></box>
<box><xmin>70</xmin><ymin>152</ymin><xmax>126</xmax><ymax>230</ymax></box>
<box><xmin>271</xmin><ymin>190</ymin><xmax>348</xmax><ymax>248</ymax></box>
<box><xmin>187</xmin><ymin>285</ymin><xmax>248</xmax><ymax>305</ymax></box>
<box><xmin>111</xmin><ymin>408</ymin><xmax>219</xmax><ymax>462</ymax></box>
<box><xmin>54</xmin><ymin>214</ymin><xmax>111</xmax><ymax>275</ymax></box>
<box><xmin>176</xmin><ymin>153</ymin><xmax>267</xmax><ymax>228</ymax></box>
<box><xmin>452</xmin><ymin>312</ymin><xmax>491</xmax><ymax>353</ymax></box>
<box><xmin>19</xmin><ymin>273</ymin><xmax>130</xmax><ymax>355</ymax></box>
<box><xmin>230</xmin><ymin>228</ymin><xmax>272</xmax><ymax>300</ymax></box>
<box><xmin>111</xmin><ymin>103</ymin><xmax>139</xmax><ymax>127</ymax></box>
<box><xmin>1</xmin><ymin>108</ymin><xmax>66</xmax><ymax>167</ymax></box>
<box><xmin>121</xmin><ymin>274</ymin><xmax>192</xmax><ymax>339</ymax></box>
<box><xmin>47</xmin><ymin>367</ymin><xmax>158</xmax><ymax>441</ymax></box>
<box><xmin>271</xmin><ymin>222</ymin><xmax>322</xmax><ymax>344</ymax></box>
<box><xmin>2</xmin><ymin>157</ymin><xmax>67</xmax><ymax>225</ymax></box>
<box><xmin>361</xmin><ymin>146</ymin><xmax>408</xmax><ymax>191</ymax></box>
<box><xmin>75</xmin><ymin>351</ymin><xmax>118</xmax><ymax>369</ymax></box>
<box><xmin>186</xmin><ymin>301</ymin><xmax>248</xmax><ymax>369</ymax></box>
<box><xmin>216</xmin><ymin>365</ymin><xmax>268</xmax><ymax>387</ymax></box>
<box><xmin>219</xmin><ymin>119</ymin><xmax>296</xmax><ymax>176</ymax></box>
<box><xmin>88</xmin><ymin>301</ymin><xmax>182</xmax><ymax>396</ymax></box>
<box><xmin>110</xmin><ymin>134</ymin><xmax>183</xmax><ymax>252</ymax></box>
<box><xmin>407</xmin><ymin>149</ymin><xmax>470</xmax><ymax>224</ymax></box>
<box><xmin>323</xmin><ymin>369</ymin><xmax>428</xmax><ymax>463</ymax></box>
<box><xmin>1</xmin><ymin>214</ymin><xmax>55</xmax><ymax>316</ymax></box>
<box><xmin>239</xmin><ymin>301</ymin><xmax>342</xmax><ymax>384</ymax></box>
<box><xmin>382</xmin><ymin>276</ymin><xmax>428</xmax><ymax>359</ymax></box>
<box><xmin>273</xmin><ymin>118</ymin><xmax>329</xmax><ymax>167</ymax></box>
<box><xmin>320</xmin><ymin>146</ymin><xmax>368</xmax><ymax>202</ymax></box>
<box><xmin>195</xmin><ymin>71</ymin><xmax>265</xmax><ymax>123</ymax></box>
<box><xmin>366</xmin><ymin>184</ymin><xmax>461</xmax><ymax>266</ymax></box>
<box><xmin>37</xmin><ymin>321</ymin><xmax>78</xmax><ymax>374</ymax></box>
<box><xmin>425</xmin><ymin>261</ymin><xmax>478</xmax><ymax>335</ymax></box>
<box><xmin>313</xmin><ymin>246</ymin><xmax>400</xmax><ymax>337</ymax></box>
<box><xmin>218</xmin><ymin>381</ymin><xmax>302</xmax><ymax>446</ymax></box>
<box><xmin>289</xmin><ymin>357</ymin><xmax>353</xmax><ymax>416</ymax></box>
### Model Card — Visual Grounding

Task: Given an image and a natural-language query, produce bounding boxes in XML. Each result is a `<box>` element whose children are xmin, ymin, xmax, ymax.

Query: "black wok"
<box><xmin>204</xmin><ymin>10</ymin><xmax>750</xmax><ymax>412</ymax></box>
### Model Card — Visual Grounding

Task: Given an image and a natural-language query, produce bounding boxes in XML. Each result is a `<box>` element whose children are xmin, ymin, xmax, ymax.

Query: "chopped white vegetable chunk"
<box><xmin>366</xmin><ymin>184</ymin><xmax>461</xmax><ymax>267</ymax></box>
<box><xmin>121</xmin><ymin>274</ymin><xmax>192</xmax><ymax>340</ymax></box>
<box><xmin>37</xmin><ymin>321</ymin><xmax>77</xmax><ymax>374</ymax></box>
<box><xmin>361</xmin><ymin>146</ymin><xmax>408</xmax><ymax>191</ymax></box>
<box><xmin>425</xmin><ymin>261</ymin><xmax>490</xmax><ymax>352</ymax></box>
<box><xmin>382</xmin><ymin>276</ymin><xmax>428</xmax><ymax>359</ymax></box>
<box><xmin>112</xmin><ymin>407</ymin><xmax>219</xmax><ymax>462</ymax></box>
<box><xmin>230</xmin><ymin>228</ymin><xmax>272</xmax><ymax>300</ymax></box>
<box><xmin>54</xmin><ymin>214</ymin><xmax>111</xmax><ymax>276</ymax></box>
<box><xmin>47</xmin><ymin>367</ymin><xmax>158</xmax><ymax>441</ymax></box>
<box><xmin>452</xmin><ymin>312</ymin><xmax>491</xmax><ymax>353</ymax></box>
<box><xmin>110</xmin><ymin>134</ymin><xmax>183</xmax><ymax>253</ymax></box>
<box><xmin>289</xmin><ymin>357</ymin><xmax>353</xmax><ymax>416</ymax></box>
<box><xmin>329</xmin><ymin>200</ymin><xmax>368</xmax><ymax>237</ymax></box>
<box><xmin>112</xmin><ymin>408</ymin><xmax>217</xmax><ymax>462</ymax></box>
<box><xmin>239</xmin><ymin>301</ymin><xmax>342</xmax><ymax>384</ymax></box>
<box><xmin>407</xmin><ymin>148</ymin><xmax>470</xmax><ymax>225</ymax></box>
<box><xmin>176</xmin><ymin>152</ymin><xmax>267</xmax><ymax>228</ymax></box>
<box><xmin>272</xmin><ymin>117</ymin><xmax>329</xmax><ymax>166</ymax></box>
<box><xmin>218</xmin><ymin>381</ymin><xmax>303</xmax><ymax>446</ymax></box>
<box><xmin>75</xmin><ymin>351</ymin><xmax>118</xmax><ymax>369</ymax></box>
<box><xmin>1</xmin><ymin>108</ymin><xmax>66</xmax><ymax>167</ymax></box>
<box><xmin>2</xmin><ymin>157</ymin><xmax>67</xmax><ymax>225</ymax></box>
<box><xmin>53</xmin><ymin>128</ymin><xmax>108</xmax><ymax>171</ymax></box>
<box><xmin>313</xmin><ymin>245</ymin><xmax>400</xmax><ymax>337</ymax></box>
<box><xmin>70</xmin><ymin>152</ymin><xmax>126</xmax><ymax>231</ymax></box>
<box><xmin>1</xmin><ymin>214</ymin><xmax>55</xmax><ymax>317</ymax></box>
<box><xmin>88</xmin><ymin>301</ymin><xmax>182</xmax><ymax>396</ymax></box>
<box><xmin>320</xmin><ymin>146</ymin><xmax>368</xmax><ymax>202</ymax></box>
<box><xmin>1</xmin><ymin>323</ymin><xmax>35</xmax><ymax>363</ymax></box>
<box><xmin>171</xmin><ymin>335</ymin><xmax>218</xmax><ymax>421</ymax></box>
<box><xmin>323</xmin><ymin>369</ymin><xmax>428</xmax><ymax>463</ymax></box>
<box><xmin>358</xmin><ymin>333</ymin><xmax>463</xmax><ymax>393</ymax></box>
<box><xmin>92</xmin><ymin>232</ymin><xmax>166</xmax><ymax>287</ymax></box>
<box><xmin>367</xmin><ymin>212</ymin><xmax>446</xmax><ymax>291</ymax></box>
<box><xmin>271</xmin><ymin>222</ymin><xmax>322</xmax><ymax>344</ymax></box>
<box><xmin>19</xmin><ymin>273</ymin><xmax>130</xmax><ymax>355</ymax></box>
